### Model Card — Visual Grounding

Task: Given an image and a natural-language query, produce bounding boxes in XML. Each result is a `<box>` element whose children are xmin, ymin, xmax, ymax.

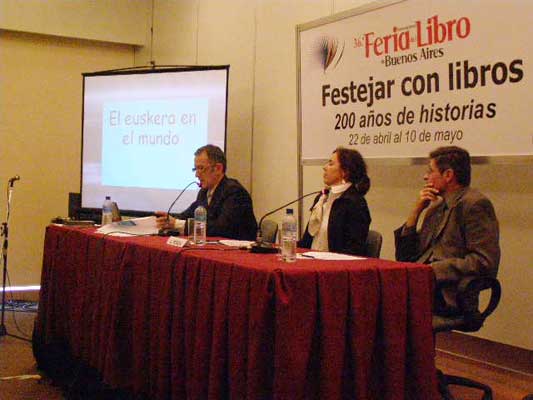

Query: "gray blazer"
<box><xmin>395</xmin><ymin>187</ymin><xmax>500</xmax><ymax>310</ymax></box>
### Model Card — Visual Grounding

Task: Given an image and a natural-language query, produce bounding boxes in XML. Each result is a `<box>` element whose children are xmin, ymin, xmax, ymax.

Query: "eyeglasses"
<box><xmin>192</xmin><ymin>164</ymin><xmax>214</xmax><ymax>173</ymax></box>
<box><xmin>426</xmin><ymin>166</ymin><xmax>450</xmax><ymax>176</ymax></box>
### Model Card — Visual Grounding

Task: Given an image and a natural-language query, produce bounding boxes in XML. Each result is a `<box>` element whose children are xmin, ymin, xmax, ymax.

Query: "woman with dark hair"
<box><xmin>299</xmin><ymin>147</ymin><xmax>371</xmax><ymax>255</ymax></box>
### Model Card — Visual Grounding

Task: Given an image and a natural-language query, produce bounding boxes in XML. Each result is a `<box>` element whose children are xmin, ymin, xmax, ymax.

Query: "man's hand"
<box><xmin>155</xmin><ymin>211</ymin><xmax>176</xmax><ymax>230</ymax></box>
<box><xmin>406</xmin><ymin>183</ymin><xmax>441</xmax><ymax>228</ymax></box>
<box><xmin>416</xmin><ymin>183</ymin><xmax>440</xmax><ymax>210</ymax></box>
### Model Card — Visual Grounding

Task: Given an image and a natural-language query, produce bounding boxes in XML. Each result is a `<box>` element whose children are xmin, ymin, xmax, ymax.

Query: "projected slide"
<box><xmin>101</xmin><ymin>99</ymin><xmax>208</xmax><ymax>189</ymax></box>
<box><xmin>81</xmin><ymin>67</ymin><xmax>228</xmax><ymax>214</ymax></box>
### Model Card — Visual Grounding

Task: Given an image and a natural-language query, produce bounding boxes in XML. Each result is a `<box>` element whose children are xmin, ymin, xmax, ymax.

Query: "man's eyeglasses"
<box><xmin>426</xmin><ymin>166</ymin><xmax>450</xmax><ymax>176</ymax></box>
<box><xmin>192</xmin><ymin>164</ymin><xmax>214</xmax><ymax>173</ymax></box>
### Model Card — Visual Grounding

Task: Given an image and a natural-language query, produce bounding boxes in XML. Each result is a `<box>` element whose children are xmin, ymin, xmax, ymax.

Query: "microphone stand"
<box><xmin>158</xmin><ymin>180</ymin><xmax>198</xmax><ymax>236</ymax></box>
<box><xmin>1</xmin><ymin>178</ymin><xmax>29</xmax><ymax>341</ymax></box>
<box><xmin>251</xmin><ymin>190</ymin><xmax>321</xmax><ymax>254</ymax></box>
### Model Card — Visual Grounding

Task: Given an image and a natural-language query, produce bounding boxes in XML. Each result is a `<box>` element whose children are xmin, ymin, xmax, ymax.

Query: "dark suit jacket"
<box><xmin>394</xmin><ymin>186</ymin><xmax>500</xmax><ymax>310</ymax></box>
<box><xmin>299</xmin><ymin>185</ymin><xmax>371</xmax><ymax>255</ymax></box>
<box><xmin>177</xmin><ymin>176</ymin><xmax>257</xmax><ymax>240</ymax></box>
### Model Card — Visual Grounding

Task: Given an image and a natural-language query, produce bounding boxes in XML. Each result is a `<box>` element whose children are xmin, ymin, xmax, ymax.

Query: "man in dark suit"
<box><xmin>394</xmin><ymin>146</ymin><xmax>500</xmax><ymax>314</ymax></box>
<box><xmin>156</xmin><ymin>145</ymin><xmax>257</xmax><ymax>240</ymax></box>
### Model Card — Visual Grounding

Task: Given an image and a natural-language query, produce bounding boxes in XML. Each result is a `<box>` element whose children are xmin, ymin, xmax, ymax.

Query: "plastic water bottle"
<box><xmin>281</xmin><ymin>208</ymin><xmax>297</xmax><ymax>262</ymax></box>
<box><xmin>101</xmin><ymin>196</ymin><xmax>113</xmax><ymax>225</ymax></box>
<box><xmin>193</xmin><ymin>205</ymin><xmax>207</xmax><ymax>245</ymax></box>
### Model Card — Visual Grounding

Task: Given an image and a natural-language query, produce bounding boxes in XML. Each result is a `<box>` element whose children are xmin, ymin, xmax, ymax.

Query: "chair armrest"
<box><xmin>456</xmin><ymin>276</ymin><xmax>501</xmax><ymax>320</ymax></box>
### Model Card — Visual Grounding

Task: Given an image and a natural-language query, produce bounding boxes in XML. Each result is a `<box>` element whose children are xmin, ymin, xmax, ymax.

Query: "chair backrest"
<box><xmin>433</xmin><ymin>276</ymin><xmax>501</xmax><ymax>333</ymax></box>
<box><xmin>260</xmin><ymin>219</ymin><xmax>278</xmax><ymax>244</ymax></box>
<box><xmin>365</xmin><ymin>230</ymin><xmax>383</xmax><ymax>258</ymax></box>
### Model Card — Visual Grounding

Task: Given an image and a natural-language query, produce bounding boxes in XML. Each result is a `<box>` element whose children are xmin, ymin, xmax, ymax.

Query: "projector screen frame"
<box><xmin>79</xmin><ymin>64</ymin><xmax>230</xmax><ymax>220</ymax></box>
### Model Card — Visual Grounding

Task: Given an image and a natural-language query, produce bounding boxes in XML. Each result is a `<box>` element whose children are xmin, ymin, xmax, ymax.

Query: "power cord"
<box><xmin>3</xmin><ymin>270</ymin><xmax>32</xmax><ymax>342</ymax></box>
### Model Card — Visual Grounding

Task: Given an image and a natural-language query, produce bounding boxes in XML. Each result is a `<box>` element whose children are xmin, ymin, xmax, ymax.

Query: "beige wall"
<box><xmin>0</xmin><ymin>0</ymin><xmax>531</xmax><ymax>350</ymax></box>
<box><xmin>141</xmin><ymin>0</ymin><xmax>532</xmax><ymax>350</ymax></box>
<box><xmin>0</xmin><ymin>0</ymin><xmax>149</xmax><ymax>45</ymax></box>
<box><xmin>137</xmin><ymin>0</ymin><xmax>256</xmax><ymax>188</ymax></box>
<box><xmin>0</xmin><ymin>30</ymin><xmax>134</xmax><ymax>285</ymax></box>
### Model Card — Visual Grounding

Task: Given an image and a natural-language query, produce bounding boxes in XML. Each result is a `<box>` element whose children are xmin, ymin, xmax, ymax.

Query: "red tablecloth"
<box><xmin>35</xmin><ymin>224</ymin><xmax>438</xmax><ymax>399</ymax></box>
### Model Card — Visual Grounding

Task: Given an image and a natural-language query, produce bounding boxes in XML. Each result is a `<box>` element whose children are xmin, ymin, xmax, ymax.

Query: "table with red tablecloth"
<box><xmin>34</xmin><ymin>224</ymin><xmax>439</xmax><ymax>399</ymax></box>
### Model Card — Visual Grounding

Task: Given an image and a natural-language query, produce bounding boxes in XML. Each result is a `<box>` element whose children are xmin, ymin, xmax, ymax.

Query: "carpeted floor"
<box><xmin>0</xmin><ymin>302</ymin><xmax>64</xmax><ymax>400</ymax></box>
<box><xmin>1</xmin><ymin>301</ymin><xmax>532</xmax><ymax>400</ymax></box>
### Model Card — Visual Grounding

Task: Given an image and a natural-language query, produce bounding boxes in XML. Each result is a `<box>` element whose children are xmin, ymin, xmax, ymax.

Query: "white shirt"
<box><xmin>311</xmin><ymin>182</ymin><xmax>352</xmax><ymax>251</ymax></box>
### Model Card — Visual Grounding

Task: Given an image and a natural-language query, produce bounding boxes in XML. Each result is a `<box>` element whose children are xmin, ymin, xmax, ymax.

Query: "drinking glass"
<box><xmin>187</xmin><ymin>218</ymin><xmax>195</xmax><ymax>244</ymax></box>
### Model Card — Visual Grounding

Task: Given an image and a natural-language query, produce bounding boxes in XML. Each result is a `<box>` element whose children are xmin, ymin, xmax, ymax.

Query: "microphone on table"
<box><xmin>8</xmin><ymin>175</ymin><xmax>20</xmax><ymax>187</ymax></box>
<box><xmin>158</xmin><ymin>180</ymin><xmax>199</xmax><ymax>236</ymax></box>
<box><xmin>250</xmin><ymin>189</ymin><xmax>324</xmax><ymax>254</ymax></box>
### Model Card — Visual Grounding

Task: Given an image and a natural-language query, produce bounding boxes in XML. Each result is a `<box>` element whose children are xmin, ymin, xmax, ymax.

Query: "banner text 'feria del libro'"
<box><xmin>298</xmin><ymin>0</ymin><xmax>532</xmax><ymax>160</ymax></box>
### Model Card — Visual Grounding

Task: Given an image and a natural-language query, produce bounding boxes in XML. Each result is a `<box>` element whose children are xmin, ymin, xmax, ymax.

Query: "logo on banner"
<box><xmin>315</xmin><ymin>36</ymin><xmax>345</xmax><ymax>72</ymax></box>
<box><xmin>353</xmin><ymin>15</ymin><xmax>471</xmax><ymax>68</ymax></box>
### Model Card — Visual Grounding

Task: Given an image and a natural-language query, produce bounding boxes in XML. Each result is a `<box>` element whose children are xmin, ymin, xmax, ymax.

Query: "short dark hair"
<box><xmin>195</xmin><ymin>144</ymin><xmax>227</xmax><ymax>172</ymax></box>
<box><xmin>429</xmin><ymin>146</ymin><xmax>471</xmax><ymax>186</ymax></box>
<box><xmin>334</xmin><ymin>147</ymin><xmax>370</xmax><ymax>195</ymax></box>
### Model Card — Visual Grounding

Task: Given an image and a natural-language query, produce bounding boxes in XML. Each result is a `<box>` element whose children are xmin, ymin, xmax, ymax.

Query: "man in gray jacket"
<box><xmin>395</xmin><ymin>146</ymin><xmax>500</xmax><ymax>315</ymax></box>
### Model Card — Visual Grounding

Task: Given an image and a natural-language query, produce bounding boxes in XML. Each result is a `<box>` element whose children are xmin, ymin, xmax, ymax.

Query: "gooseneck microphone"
<box><xmin>166</xmin><ymin>180</ymin><xmax>199</xmax><ymax>217</ymax></box>
<box><xmin>158</xmin><ymin>180</ymin><xmax>199</xmax><ymax>236</ymax></box>
<box><xmin>251</xmin><ymin>189</ymin><xmax>322</xmax><ymax>254</ymax></box>
<box><xmin>8</xmin><ymin>175</ymin><xmax>20</xmax><ymax>186</ymax></box>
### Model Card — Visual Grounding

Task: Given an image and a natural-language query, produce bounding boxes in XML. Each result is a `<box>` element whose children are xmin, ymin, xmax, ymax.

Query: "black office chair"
<box><xmin>365</xmin><ymin>230</ymin><xmax>383</xmax><ymax>258</ymax></box>
<box><xmin>433</xmin><ymin>276</ymin><xmax>501</xmax><ymax>400</ymax></box>
<box><xmin>260</xmin><ymin>219</ymin><xmax>278</xmax><ymax>244</ymax></box>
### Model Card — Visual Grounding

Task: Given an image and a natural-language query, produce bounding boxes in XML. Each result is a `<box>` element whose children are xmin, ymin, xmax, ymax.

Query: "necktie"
<box><xmin>418</xmin><ymin>198</ymin><xmax>446</xmax><ymax>263</ymax></box>
<box><xmin>429</xmin><ymin>201</ymin><xmax>447</xmax><ymax>243</ymax></box>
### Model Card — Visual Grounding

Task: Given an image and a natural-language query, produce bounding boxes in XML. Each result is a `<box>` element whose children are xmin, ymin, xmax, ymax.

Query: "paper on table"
<box><xmin>298</xmin><ymin>251</ymin><xmax>366</xmax><ymax>261</ymax></box>
<box><xmin>218</xmin><ymin>239</ymin><xmax>255</xmax><ymax>248</ymax></box>
<box><xmin>96</xmin><ymin>216</ymin><xmax>159</xmax><ymax>236</ymax></box>
<box><xmin>167</xmin><ymin>236</ymin><xmax>188</xmax><ymax>247</ymax></box>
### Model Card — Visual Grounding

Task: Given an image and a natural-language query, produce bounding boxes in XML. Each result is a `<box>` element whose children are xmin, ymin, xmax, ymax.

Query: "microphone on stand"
<box><xmin>250</xmin><ymin>189</ymin><xmax>322</xmax><ymax>254</ymax></box>
<box><xmin>8</xmin><ymin>175</ymin><xmax>20</xmax><ymax>186</ymax></box>
<box><xmin>158</xmin><ymin>180</ymin><xmax>199</xmax><ymax>236</ymax></box>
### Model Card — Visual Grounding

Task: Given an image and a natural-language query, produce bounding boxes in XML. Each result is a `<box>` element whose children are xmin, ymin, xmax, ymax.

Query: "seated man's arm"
<box><xmin>176</xmin><ymin>200</ymin><xmax>199</xmax><ymax>221</ymax></box>
<box><xmin>431</xmin><ymin>198</ymin><xmax>500</xmax><ymax>282</ymax></box>
<box><xmin>394</xmin><ymin>224</ymin><xmax>421</xmax><ymax>262</ymax></box>
<box><xmin>155</xmin><ymin>198</ymin><xmax>200</xmax><ymax>232</ymax></box>
<box><xmin>395</xmin><ymin>184</ymin><xmax>439</xmax><ymax>262</ymax></box>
